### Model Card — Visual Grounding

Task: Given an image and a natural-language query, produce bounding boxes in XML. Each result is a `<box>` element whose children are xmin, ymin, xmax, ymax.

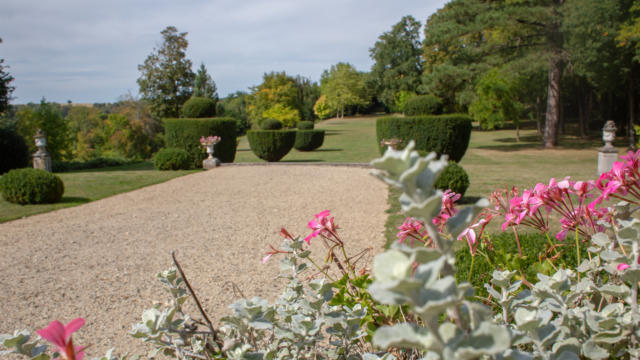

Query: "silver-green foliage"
<box><xmin>367</xmin><ymin>141</ymin><xmax>510</xmax><ymax>359</ymax></box>
<box><xmin>130</xmin><ymin>238</ymin><xmax>369</xmax><ymax>359</ymax></box>
<box><xmin>368</xmin><ymin>141</ymin><xmax>640</xmax><ymax>359</ymax></box>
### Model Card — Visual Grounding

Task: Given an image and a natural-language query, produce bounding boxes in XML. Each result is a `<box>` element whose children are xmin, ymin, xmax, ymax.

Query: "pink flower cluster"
<box><xmin>493</xmin><ymin>177</ymin><xmax>609</xmax><ymax>240</ymax></box>
<box><xmin>305</xmin><ymin>210</ymin><xmax>339</xmax><ymax>244</ymax></box>
<box><xmin>432</xmin><ymin>190</ymin><xmax>461</xmax><ymax>230</ymax></box>
<box><xmin>397</xmin><ymin>217</ymin><xmax>427</xmax><ymax>244</ymax></box>
<box><xmin>590</xmin><ymin>149</ymin><xmax>640</xmax><ymax>210</ymax></box>
<box><xmin>458</xmin><ymin>214</ymin><xmax>493</xmax><ymax>256</ymax></box>
<box><xmin>37</xmin><ymin>318</ymin><xmax>85</xmax><ymax>360</ymax></box>
<box><xmin>199</xmin><ymin>135</ymin><xmax>221</xmax><ymax>146</ymax></box>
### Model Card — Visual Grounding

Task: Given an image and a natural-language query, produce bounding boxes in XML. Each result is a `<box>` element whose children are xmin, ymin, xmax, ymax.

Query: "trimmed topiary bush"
<box><xmin>247</xmin><ymin>130</ymin><xmax>296</xmax><ymax>162</ymax></box>
<box><xmin>376</xmin><ymin>114</ymin><xmax>472</xmax><ymax>162</ymax></box>
<box><xmin>261</xmin><ymin>119</ymin><xmax>283</xmax><ymax>130</ymax></box>
<box><xmin>294</xmin><ymin>130</ymin><xmax>325</xmax><ymax>151</ymax></box>
<box><xmin>0</xmin><ymin>168</ymin><xmax>64</xmax><ymax>204</ymax></box>
<box><xmin>181</xmin><ymin>97</ymin><xmax>217</xmax><ymax>118</ymax></box>
<box><xmin>404</xmin><ymin>94</ymin><xmax>442</xmax><ymax>116</ymax></box>
<box><xmin>0</xmin><ymin>127</ymin><xmax>30</xmax><ymax>175</ymax></box>
<box><xmin>434</xmin><ymin>162</ymin><xmax>470</xmax><ymax>197</ymax></box>
<box><xmin>297</xmin><ymin>121</ymin><xmax>314</xmax><ymax>130</ymax></box>
<box><xmin>164</xmin><ymin>117</ymin><xmax>237</xmax><ymax>168</ymax></box>
<box><xmin>153</xmin><ymin>148</ymin><xmax>191</xmax><ymax>170</ymax></box>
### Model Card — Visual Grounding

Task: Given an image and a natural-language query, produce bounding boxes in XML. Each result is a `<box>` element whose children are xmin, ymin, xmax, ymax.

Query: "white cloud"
<box><xmin>0</xmin><ymin>0</ymin><xmax>448</xmax><ymax>103</ymax></box>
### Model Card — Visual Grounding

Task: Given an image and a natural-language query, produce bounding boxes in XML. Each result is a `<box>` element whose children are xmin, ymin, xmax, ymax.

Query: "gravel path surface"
<box><xmin>0</xmin><ymin>165</ymin><xmax>388</xmax><ymax>356</ymax></box>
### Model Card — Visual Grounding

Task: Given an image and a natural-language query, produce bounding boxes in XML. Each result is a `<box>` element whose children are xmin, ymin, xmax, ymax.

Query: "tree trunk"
<box><xmin>544</xmin><ymin>55</ymin><xmax>562</xmax><ymax>147</ymax></box>
<box><xmin>578</xmin><ymin>94</ymin><xmax>586</xmax><ymax>139</ymax></box>
<box><xmin>536</xmin><ymin>96</ymin><xmax>543</xmax><ymax>136</ymax></box>
<box><xmin>629</xmin><ymin>63</ymin><xmax>637</xmax><ymax>151</ymax></box>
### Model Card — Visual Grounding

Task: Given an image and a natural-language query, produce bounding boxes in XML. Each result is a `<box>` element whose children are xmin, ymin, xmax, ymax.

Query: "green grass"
<box><xmin>234</xmin><ymin>116</ymin><xmax>380</xmax><ymax>163</ymax></box>
<box><xmin>0</xmin><ymin>162</ymin><xmax>198</xmax><ymax>223</ymax></box>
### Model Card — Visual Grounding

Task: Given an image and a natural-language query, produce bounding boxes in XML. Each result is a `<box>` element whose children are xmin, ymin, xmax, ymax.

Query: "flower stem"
<box><xmin>468</xmin><ymin>255</ymin><xmax>475</xmax><ymax>283</ymax></box>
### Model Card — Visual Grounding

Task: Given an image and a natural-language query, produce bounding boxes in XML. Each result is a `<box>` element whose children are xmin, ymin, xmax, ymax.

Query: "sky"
<box><xmin>1</xmin><ymin>0</ymin><xmax>448</xmax><ymax>104</ymax></box>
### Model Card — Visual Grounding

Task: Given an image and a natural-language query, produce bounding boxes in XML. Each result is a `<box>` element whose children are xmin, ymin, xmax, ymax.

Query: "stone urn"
<box><xmin>200</xmin><ymin>135</ymin><xmax>221</xmax><ymax>169</ymax></box>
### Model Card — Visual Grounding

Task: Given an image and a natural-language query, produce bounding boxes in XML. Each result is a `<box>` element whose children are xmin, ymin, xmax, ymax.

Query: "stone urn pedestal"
<box><xmin>202</xmin><ymin>144</ymin><xmax>221</xmax><ymax>169</ymax></box>
<box><xmin>597</xmin><ymin>120</ymin><xmax>618</xmax><ymax>176</ymax></box>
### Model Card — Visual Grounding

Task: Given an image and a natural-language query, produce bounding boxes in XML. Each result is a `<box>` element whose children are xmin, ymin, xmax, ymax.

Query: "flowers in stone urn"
<box><xmin>200</xmin><ymin>135</ymin><xmax>221</xmax><ymax>146</ymax></box>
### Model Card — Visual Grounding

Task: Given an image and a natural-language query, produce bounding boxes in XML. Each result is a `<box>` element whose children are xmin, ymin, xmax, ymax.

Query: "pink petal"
<box><xmin>315</xmin><ymin>210</ymin><xmax>330</xmax><ymax>219</ymax></box>
<box><xmin>36</xmin><ymin>321</ymin><xmax>66</xmax><ymax>348</ymax></box>
<box><xmin>618</xmin><ymin>263</ymin><xmax>630</xmax><ymax>271</ymax></box>
<box><xmin>555</xmin><ymin>229</ymin><xmax>568</xmax><ymax>241</ymax></box>
<box><xmin>262</xmin><ymin>254</ymin><xmax>272</xmax><ymax>264</ymax></box>
<box><xmin>64</xmin><ymin>318</ymin><xmax>85</xmax><ymax>340</ymax></box>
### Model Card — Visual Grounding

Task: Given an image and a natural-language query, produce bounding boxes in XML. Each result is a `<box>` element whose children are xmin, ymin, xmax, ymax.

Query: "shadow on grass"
<box><xmin>281</xmin><ymin>159</ymin><xmax>324</xmax><ymax>163</ymax></box>
<box><xmin>459</xmin><ymin>196</ymin><xmax>484</xmax><ymax>205</ymax></box>
<box><xmin>59</xmin><ymin>162</ymin><xmax>156</xmax><ymax>173</ymax></box>
<box><xmin>324</xmin><ymin>130</ymin><xmax>344</xmax><ymax>136</ymax></box>
<box><xmin>59</xmin><ymin>196</ymin><xmax>91</xmax><ymax>204</ymax></box>
<box><xmin>312</xmin><ymin>148</ymin><xmax>343</xmax><ymax>152</ymax></box>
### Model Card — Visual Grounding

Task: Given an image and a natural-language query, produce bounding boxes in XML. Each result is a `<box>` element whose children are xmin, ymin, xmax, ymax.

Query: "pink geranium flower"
<box><xmin>397</xmin><ymin>217</ymin><xmax>427</xmax><ymax>244</ymax></box>
<box><xmin>304</xmin><ymin>210</ymin><xmax>338</xmax><ymax>244</ymax></box>
<box><xmin>37</xmin><ymin>318</ymin><xmax>85</xmax><ymax>360</ymax></box>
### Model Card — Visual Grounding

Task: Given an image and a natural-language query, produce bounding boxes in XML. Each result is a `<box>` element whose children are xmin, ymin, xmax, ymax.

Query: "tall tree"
<box><xmin>137</xmin><ymin>26</ymin><xmax>195</xmax><ymax>119</ymax></box>
<box><xmin>16</xmin><ymin>99</ymin><xmax>71</xmax><ymax>161</ymax></box>
<box><xmin>247</xmin><ymin>72</ymin><xmax>300</xmax><ymax>128</ymax></box>
<box><xmin>369</xmin><ymin>15</ymin><xmax>423</xmax><ymax>111</ymax></box>
<box><xmin>320</xmin><ymin>63</ymin><xmax>370</xmax><ymax>119</ymax></box>
<box><xmin>193</xmin><ymin>63</ymin><xmax>218</xmax><ymax>100</ymax></box>
<box><xmin>0</xmin><ymin>38</ymin><xmax>15</xmax><ymax>115</ymax></box>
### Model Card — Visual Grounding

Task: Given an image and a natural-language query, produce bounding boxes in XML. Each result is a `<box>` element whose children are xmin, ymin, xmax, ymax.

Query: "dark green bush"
<box><xmin>455</xmin><ymin>231</ymin><xmax>588</xmax><ymax>298</ymax></box>
<box><xmin>261</xmin><ymin>119</ymin><xmax>283</xmax><ymax>130</ymax></box>
<box><xmin>404</xmin><ymin>94</ymin><xmax>442</xmax><ymax>116</ymax></box>
<box><xmin>164</xmin><ymin>117</ymin><xmax>237</xmax><ymax>167</ymax></box>
<box><xmin>0</xmin><ymin>127</ymin><xmax>30</xmax><ymax>175</ymax></box>
<box><xmin>435</xmin><ymin>162</ymin><xmax>470</xmax><ymax>197</ymax></box>
<box><xmin>153</xmin><ymin>148</ymin><xmax>191</xmax><ymax>170</ymax></box>
<box><xmin>181</xmin><ymin>97</ymin><xmax>217</xmax><ymax>118</ymax></box>
<box><xmin>297</xmin><ymin>121</ymin><xmax>314</xmax><ymax>130</ymax></box>
<box><xmin>247</xmin><ymin>130</ymin><xmax>296</xmax><ymax>162</ymax></box>
<box><xmin>0</xmin><ymin>168</ymin><xmax>64</xmax><ymax>204</ymax></box>
<box><xmin>376</xmin><ymin>114</ymin><xmax>472</xmax><ymax>162</ymax></box>
<box><xmin>52</xmin><ymin>157</ymin><xmax>138</xmax><ymax>172</ymax></box>
<box><xmin>294</xmin><ymin>130</ymin><xmax>325</xmax><ymax>151</ymax></box>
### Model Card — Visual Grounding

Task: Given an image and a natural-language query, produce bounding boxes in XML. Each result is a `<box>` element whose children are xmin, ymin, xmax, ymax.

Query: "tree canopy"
<box><xmin>137</xmin><ymin>26</ymin><xmax>195</xmax><ymax>119</ymax></box>
<box><xmin>320</xmin><ymin>63</ymin><xmax>370</xmax><ymax>119</ymax></box>
<box><xmin>0</xmin><ymin>38</ymin><xmax>15</xmax><ymax>115</ymax></box>
<box><xmin>193</xmin><ymin>63</ymin><xmax>218</xmax><ymax>100</ymax></box>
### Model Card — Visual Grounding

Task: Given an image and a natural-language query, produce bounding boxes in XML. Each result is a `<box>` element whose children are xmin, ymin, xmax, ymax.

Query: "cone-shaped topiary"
<box><xmin>247</xmin><ymin>130</ymin><xmax>296</xmax><ymax>162</ymax></box>
<box><xmin>261</xmin><ymin>119</ymin><xmax>283</xmax><ymax>130</ymax></box>
<box><xmin>294</xmin><ymin>130</ymin><xmax>325</xmax><ymax>151</ymax></box>
<box><xmin>0</xmin><ymin>168</ymin><xmax>64</xmax><ymax>204</ymax></box>
<box><xmin>0</xmin><ymin>127</ymin><xmax>30</xmax><ymax>174</ymax></box>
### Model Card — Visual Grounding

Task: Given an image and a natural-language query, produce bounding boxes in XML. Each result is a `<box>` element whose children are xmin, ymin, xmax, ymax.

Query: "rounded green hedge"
<box><xmin>376</xmin><ymin>114</ymin><xmax>472</xmax><ymax>162</ymax></box>
<box><xmin>404</xmin><ymin>94</ymin><xmax>442</xmax><ymax>116</ymax></box>
<box><xmin>297</xmin><ymin>121</ymin><xmax>314</xmax><ymax>130</ymax></box>
<box><xmin>164</xmin><ymin>117</ymin><xmax>237</xmax><ymax>167</ymax></box>
<box><xmin>261</xmin><ymin>119</ymin><xmax>283</xmax><ymax>130</ymax></box>
<box><xmin>153</xmin><ymin>148</ymin><xmax>191</xmax><ymax>170</ymax></box>
<box><xmin>247</xmin><ymin>130</ymin><xmax>296</xmax><ymax>162</ymax></box>
<box><xmin>182</xmin><ymin>97</ymin><xmax>217</xmax><ymax>118</ymax></box>
<box><xmin>0</xmin><ymin>127</ymin><xmax>30</xmax><ymax>175</ymax></box>
<box><xmin>294</xmin><ymin>130</ymin><xmax>325</xmax><ymax>151</ymax></box>
<box><xmin>0</xmin><ymin>168</ymin><xmax>64</xmax><ymax>204</ymax></box>
<box><xmin>434</xmin><ymin>162</ymin><xmax>470</xmax><ymax>197</ymax></box>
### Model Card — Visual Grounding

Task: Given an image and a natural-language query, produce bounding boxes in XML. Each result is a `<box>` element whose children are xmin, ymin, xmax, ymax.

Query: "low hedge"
<box><xmin>435</xmin><ymin>162</ymin><xmax>470</xmax><ymax>197</ymax></box>
<box><xmin>153</xmin><ymin>148</ymin><xmax>191</xmax><ymax>170</ymax></box>
<box><xmin>164</xmin><ymin>117</ymin><xmax>237</xmax><ymax>168</ymax></box>
<box><xmin>0</xmin><ymin>168</ymin><xmax>64</xmax><ymax>204</ymax></box>
<box><xmin>297</xmin><ymin>121</ymin><xmax>314</xmax><ymax>130</ymax></box>
<box><xmin>182</xmin><ymin>97</ymin><xmax>217</xmax><ymax>118</ymax></box>
<box><xmin>52</xmin><ymin>157</ymin><xmax>138</xmax><ymax>172</ymax></box>
<box><xmin>247</xmin><ymin>130</ymin><xmax>296</xmax><ymax>162</ymax></box>
<box><xmin>294</xmin><ymin>130</ymin><xmax>325</xmax><ymax>151</ymax></box>
<box><xmin>0</xmin><ymin>127</ymin><xmax>30</xmax><ymax>175</ymax></box>
<box><xmin>404</xmin><ymin>94</ymin><xmax>442</xmax><ymax>116</ymax></box>
<box><xmin>376</xmin><ymin>114</ymin><xmax>472</xmax><ymax>162</ymax></box>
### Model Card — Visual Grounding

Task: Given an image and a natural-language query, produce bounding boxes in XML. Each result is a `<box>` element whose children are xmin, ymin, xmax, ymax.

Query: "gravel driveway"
<box><xmin>0</xmin><ymin>165</ymin><xmax>388</xmax><ymax>356</ymax></box>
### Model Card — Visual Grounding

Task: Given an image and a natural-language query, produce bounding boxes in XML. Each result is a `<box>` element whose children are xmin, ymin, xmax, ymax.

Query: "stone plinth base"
<box><xmin>33</xmin><ymin>152</ymin><xmax>52</xmax><ymax>172</ymax></box>
<box><xmin>597</xmin><ymin>151</ymin><xmax>618</xmax><ymax>176</ymax></box>
<box><xmin>203</xmin><ymin>157</ymin><xmax>221</xmax><ymax>169</ymax></box>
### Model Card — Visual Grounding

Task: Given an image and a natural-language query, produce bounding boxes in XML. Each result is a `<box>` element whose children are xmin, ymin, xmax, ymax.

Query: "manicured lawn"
<box><xmin>0</xmin><ymin>162</ymin><xmax>198</xmax><ymax>223</ymax></box>
<box><xmin>234</xmin><ymin>116</ymin><xmax>381</xmax><ymax>163</ymax></box>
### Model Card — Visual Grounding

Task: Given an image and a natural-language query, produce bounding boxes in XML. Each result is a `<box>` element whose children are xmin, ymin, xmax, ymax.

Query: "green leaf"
<box><xmin>372</xmin><ymin>323</ymin><xmax>436</xmax><ymax>349</ymax></box>
<box><xmin>581</xmin><ymin>339</ymin><xmax>610</xmax><ymax>360</ymax></box>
